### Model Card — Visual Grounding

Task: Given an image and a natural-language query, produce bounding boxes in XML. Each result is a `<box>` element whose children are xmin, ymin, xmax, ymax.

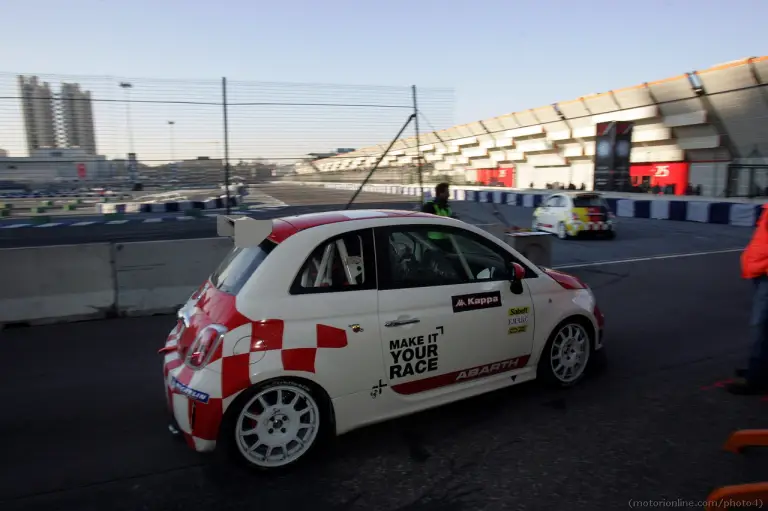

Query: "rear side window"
<box><xmin>572</xmin><ymin>194</ymin><xmax>607</xmax><ymax>207</ymax></box>
<box><xmin>210</xmin><ymin>240</ymin><xmax>276</xmax><ymax>295</ymax></box>
<box><xmin>290</xmin><ymin>228</ymin><xmax>376</xmax><ymax>294</ymax></box>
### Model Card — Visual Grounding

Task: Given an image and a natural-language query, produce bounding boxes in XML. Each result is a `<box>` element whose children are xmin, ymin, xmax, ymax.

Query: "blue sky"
<box><xmin>0</xmin><ymin>0</ymin><xmax>766</xmax><ymax>161</ymax></box>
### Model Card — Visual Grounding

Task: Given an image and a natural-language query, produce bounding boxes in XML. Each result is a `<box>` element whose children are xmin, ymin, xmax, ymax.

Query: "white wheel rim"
<box><xmin>558</xmin><ymin>223</ymin><xmax>567</xmax><ymax>238</ymax></box>
<box><xmin>550</xmin><ymin>323</ymin><xmax>590</xmax><ymax>383</ymax></box>
<box><xmin>235</xmin><ymin>385</ymin><xmax>320</xmax><ymax>468</ymax></box>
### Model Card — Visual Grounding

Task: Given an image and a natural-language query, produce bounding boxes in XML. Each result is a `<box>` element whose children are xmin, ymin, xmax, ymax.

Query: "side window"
<box><xmin>376</xmin><ymin>225</ymin><xmax>522</xmax><ymax>290</ymax></box>
<box><xmin>545</xmin><ymin>196</ymin><xmax>560</xmax><ymax>207</ymax></box>
<box><xmin>290</xmin><ymin>228</ymin><xmax>376</xmax><ymax>294</ymax></box>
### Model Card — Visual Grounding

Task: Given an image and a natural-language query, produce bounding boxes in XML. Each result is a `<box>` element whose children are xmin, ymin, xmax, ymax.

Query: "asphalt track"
<box><xmin>3</xmin><ymin>244</ymin><xmax>768</xmax><ymax>511</ymax></box>
<box><xmin>0</xmin><ymin>183</ymin><xmax>757</xmax><ymax>255</ymax></box>
<box><xmin>0</xmin><ymin>184</ymin><xmax>419</xmax><ymax>247</ymax></box>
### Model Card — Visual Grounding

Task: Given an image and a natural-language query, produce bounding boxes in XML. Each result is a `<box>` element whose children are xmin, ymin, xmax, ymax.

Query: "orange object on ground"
<box><xmin>741</xmin><ymin>205</ymin><xmax>768</xmax><ymax>279</ymax></box>
<box><xmin>705</xmin><ymin>482</ymin><xmax>768</xmax><ymax>510</ymax></box>
<box><xmin>723</xmin><ymin>429</ymin><xmax>768</xmax><ymax>453</ymax></box>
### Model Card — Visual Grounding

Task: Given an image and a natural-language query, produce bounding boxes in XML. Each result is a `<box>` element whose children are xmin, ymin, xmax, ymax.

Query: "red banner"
<box><xmin>77</xmin><ymin>163</ymin><xmax>86</xmax><ymax>179</ymax></box>
<box><xmin>475</xmin><ymin>167</ymin><xmax>515</xmax><ymax>187</ymax></box>
<box><xmin>630</xmin><ymin>162</ymin><xmax>689</xmax><ymax>195</ymax></box>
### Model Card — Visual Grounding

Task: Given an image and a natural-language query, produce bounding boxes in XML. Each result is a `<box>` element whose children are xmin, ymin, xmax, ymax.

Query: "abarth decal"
<box><xmin>390</xmin><ymin>355</ymin><xmax>531</xmax><ymax>395</ymax></box>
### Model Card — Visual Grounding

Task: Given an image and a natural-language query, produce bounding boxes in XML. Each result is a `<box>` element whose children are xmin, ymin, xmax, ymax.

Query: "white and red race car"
<box><xmin>161</xmin><ymin>209</ymin><xmax>605</xmax><ymax>470</ymax></box>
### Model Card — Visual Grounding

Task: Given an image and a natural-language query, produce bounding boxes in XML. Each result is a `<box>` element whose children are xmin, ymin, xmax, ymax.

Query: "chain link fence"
<box><xmin>0</xmin><ymin>73</ymin><xmax>455</xmax><ymax>195</ymax></box>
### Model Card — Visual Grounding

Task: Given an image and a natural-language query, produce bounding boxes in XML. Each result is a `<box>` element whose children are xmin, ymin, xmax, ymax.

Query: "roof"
<box><xmin>268</xmin><ymin>209</ymin><xmax>435</xmax><ymax>243</ymax></box>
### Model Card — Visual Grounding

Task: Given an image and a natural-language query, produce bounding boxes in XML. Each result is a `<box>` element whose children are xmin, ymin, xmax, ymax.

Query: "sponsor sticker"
<box><xmin>452</xmin><ymin>291</ymin><xmax>502</xmax><ymax>313</ymax></box>
<box><xmin>388</xmin><ymin>326</ymin><xmax>444</xmax><ymax>380</ymax></box>
<box><xmin>170</xmin><ymin>376</ymin><xmax>210</xmax><ymax>404</ymax></box>
<box><xmin>508</xmin><ymin>306</ymin><xmax>530</xmax><ymax>334</ymax></box>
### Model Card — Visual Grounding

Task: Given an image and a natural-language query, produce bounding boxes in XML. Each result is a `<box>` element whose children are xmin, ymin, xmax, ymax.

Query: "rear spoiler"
<box><xmin>216</xmin><ymin>215</ymin><xmax>273</xmax><ymax>248</ymax></box>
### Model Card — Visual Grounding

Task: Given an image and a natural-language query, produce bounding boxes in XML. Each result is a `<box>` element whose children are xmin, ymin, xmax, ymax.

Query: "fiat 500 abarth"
<box><xmin>160</xmin><ymin>209</ymin><xmax>605</xmax><ymax>470</ymax></box>
<box><xmin>532</xmin><ymin>191</ymin><xmax>616</xmax><ymax>239</ymax></box>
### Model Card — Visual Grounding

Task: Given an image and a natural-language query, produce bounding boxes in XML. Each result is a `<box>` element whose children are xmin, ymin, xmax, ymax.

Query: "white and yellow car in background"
<box><xmin>532</xmin><ymin>192</ymin><xmax>616</xmax><ymax>240</ymax></box>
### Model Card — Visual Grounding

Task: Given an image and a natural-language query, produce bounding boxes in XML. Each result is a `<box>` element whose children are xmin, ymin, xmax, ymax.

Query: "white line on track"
<box><xmin>553</xmin><ymin>248</ymin><xmax>744</xmax><ymax>270</ymax></box>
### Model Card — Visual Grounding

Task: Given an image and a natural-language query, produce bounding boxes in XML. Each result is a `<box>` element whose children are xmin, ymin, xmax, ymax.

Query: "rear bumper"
<box><xmin>568</xmin><ymin>220</ymin><xmax>614</xmax><ymax>234</ymax></box>
<box><xmin>162</xmin><ymin>338</ymin><xmax>221</xmax><ymax>453</ymax></box>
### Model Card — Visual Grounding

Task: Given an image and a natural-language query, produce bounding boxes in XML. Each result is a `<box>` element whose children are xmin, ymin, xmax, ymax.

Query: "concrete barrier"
<box><xmin>114</xmin><ymin>238</ymin><xmax>232</xmax><ymax>316</ymax></box>
<box><xmin>0</xmin><ymin>243</ymin><xmax>115</xmax><ymax>325</ymax></box>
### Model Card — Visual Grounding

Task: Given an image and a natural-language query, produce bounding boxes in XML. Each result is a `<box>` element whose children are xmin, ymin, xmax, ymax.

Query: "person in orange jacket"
<box><xmin>728</xmin><ymin>204</ymin><xmax>768</xmax><ymax>394</ymax></box>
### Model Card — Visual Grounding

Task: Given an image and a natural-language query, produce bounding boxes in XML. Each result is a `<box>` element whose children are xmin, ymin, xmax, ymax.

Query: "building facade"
<box><xmin>305</xmin><ymin>57</ymin><xmax>768</xmax><ymax>198</ymax></box>
<box><xmin>18</xmin><ymin>76</ymin><xmax>57</xmax><ymax>155</ymax></box>
<box><xmin>59</xmin><ymin>83</ymin><xmax>97</xmax><ymax>154</ymax></box>
<box><xmin>17</xmin><ymin>75</ymin><xmax>98</xmax><ymax>156</ymax></box>
<box><xmin>0</xmin><ymin>148</ymin><xmax>109</xmax><ymax>184</ymax></box>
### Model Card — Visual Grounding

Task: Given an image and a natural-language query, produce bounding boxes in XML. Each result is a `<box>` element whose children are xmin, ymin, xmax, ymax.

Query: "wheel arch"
<box><xmin>218</xmin><ymin>375</ymin><xmax>337</xmax><ymax>445</ymax></box>
<box><xmin>542</xmin><ymin>313</ymin><xmax>597</xmax><ymax>354</ymax></box>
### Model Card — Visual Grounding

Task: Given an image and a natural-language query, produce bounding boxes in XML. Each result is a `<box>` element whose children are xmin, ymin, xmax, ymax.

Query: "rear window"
<box><xmin>210</xmin><ymin>240</ymin><xmax>277</xmax><ymax>295</ymax></box>
<box><xmin>572</xmin><ymin>195</ymin><xmax>607</xmax><ymax>208</ymax></box>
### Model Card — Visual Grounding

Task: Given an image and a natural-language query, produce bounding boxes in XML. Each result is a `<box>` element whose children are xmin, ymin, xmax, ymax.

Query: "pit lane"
<box><xmin>2</xmin><ymin>248</ymin><xmax>767</xmax><ymax>511</ymax></box>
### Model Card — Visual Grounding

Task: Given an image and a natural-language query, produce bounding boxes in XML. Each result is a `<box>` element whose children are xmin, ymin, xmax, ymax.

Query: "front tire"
<box><xmin>537</xmin><ymin>319</ymin><xmax>592</xmax><ymax>388</ymax></box>
<box><xmin>557</xmin><ymin>222</ymin><xmax>570</xmax><ymax>240</ymax></box>
<box><xmin>226</xmin><ymin>379</ymin><xmax>323</xmax><ymax>471</ymax></box>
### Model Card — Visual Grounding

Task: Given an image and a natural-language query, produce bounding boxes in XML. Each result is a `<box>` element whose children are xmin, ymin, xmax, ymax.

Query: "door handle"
<box><xmin>385</xmin><ymin>318</ymin><xmax>421</xmax><ymax>327</ymax></box>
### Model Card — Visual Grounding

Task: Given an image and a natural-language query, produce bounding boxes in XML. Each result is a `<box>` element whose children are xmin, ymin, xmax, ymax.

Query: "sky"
<box><xmin>0</xmin><ymin>0</ymin><xmax>766</xmax><ymax>162</ymax></box>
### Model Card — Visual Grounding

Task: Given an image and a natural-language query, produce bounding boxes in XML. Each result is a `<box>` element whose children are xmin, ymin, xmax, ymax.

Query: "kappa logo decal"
<box><xmin>451</xmin><ymin>291</ymin><xmax>502</xmax><ymax>313</ymax></box>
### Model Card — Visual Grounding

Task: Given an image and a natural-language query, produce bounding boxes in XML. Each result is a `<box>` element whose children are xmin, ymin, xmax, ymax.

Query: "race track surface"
<box><xmin>2</xmin><ymin>248</ymin><xmax>767</xmax><ymax>511</ymax></box>
<box><xmin>0</xmin><ymin>184</ymin><xmax>420</xmax><ymax>248</ymax></box>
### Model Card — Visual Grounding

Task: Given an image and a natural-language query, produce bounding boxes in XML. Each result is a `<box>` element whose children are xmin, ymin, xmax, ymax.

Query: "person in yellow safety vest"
<box><xmin>421</xmin><ymin>182</ymin><xmax>458</xmax><ymax>249</ymax></box>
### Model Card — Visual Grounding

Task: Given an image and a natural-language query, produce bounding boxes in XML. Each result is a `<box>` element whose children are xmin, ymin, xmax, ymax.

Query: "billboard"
<box><xmin>476</xmin><ymin>167</ymin><xmax>515</xmax><ymax>187</ymax></box>
<box><xmin>593</xmin><ymin>121</ymin><xmax>634</xmax><ymax>191</ymax></box>
<box><xmin>630</xmin><ymin>162</ymin><xmax>689</xmax><ymax>195</ymax></box>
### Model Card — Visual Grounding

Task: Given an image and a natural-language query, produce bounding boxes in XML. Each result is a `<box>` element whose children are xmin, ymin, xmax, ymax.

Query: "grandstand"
<box><xmin>297</xmin><ymin>57</ymin><xmax>768</xmax><ymax>198</ymax></box>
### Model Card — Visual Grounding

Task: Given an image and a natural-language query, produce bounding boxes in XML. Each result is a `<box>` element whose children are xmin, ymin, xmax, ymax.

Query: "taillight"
<box><xmin>186</xmin><ymin>324</ymin><xmax>228</xmax><ymax>369</ymax></box>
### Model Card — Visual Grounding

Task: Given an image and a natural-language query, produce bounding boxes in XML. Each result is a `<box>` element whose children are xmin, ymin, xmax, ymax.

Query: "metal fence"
<box><xmin>0</xmin><ymin>73</ymin><xmax>455</xmax><ymax>192</ymax></box>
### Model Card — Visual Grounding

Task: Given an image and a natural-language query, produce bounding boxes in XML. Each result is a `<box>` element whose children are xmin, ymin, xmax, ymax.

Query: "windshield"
<box><xmin>572</xmin><ymin>195</ymin><xmax>608</xmax><ymax>208</ymax></box>
<box><xmin>210</xmin><ymin>239</ymin><xmax>277</xmax><ymax>295</ymax></box>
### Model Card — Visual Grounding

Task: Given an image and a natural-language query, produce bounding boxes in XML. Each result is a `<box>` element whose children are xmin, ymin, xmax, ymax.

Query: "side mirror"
<box><xmin>510</xmin><ymin>262</ymin><xmax>525</xmax><ymax>281</ymax></box>
<box><xmin>508</xmin><ymin>262</ymin><xmax>525</xmax><ymax>295</ymax></box>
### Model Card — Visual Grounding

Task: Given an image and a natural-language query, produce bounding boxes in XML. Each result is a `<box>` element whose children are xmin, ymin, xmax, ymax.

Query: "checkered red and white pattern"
<box><xmin>162</xmin><ymin>317</ymin><xmax>348</xmax><ymax>451</ymax></box>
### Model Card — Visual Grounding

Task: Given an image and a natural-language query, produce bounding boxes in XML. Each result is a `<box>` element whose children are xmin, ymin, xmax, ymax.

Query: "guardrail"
<box><xmin>0</xmin><ymin>219</ymin><xmax>556</xmax><ymax>327</ymax></box>
<box><xmin>277</xmin><ymin>181</ymin><xmax>767</xmax><ymax>227</ymax></box>
<box><xmin>0</xmin><ymin>238</ymin><xmax>232</xmax><ymax>327</ymax></box>
<box><xmin>95</xmin><ymin>195</ymin><xmax>241</xmax><ymax>214</ymax></box>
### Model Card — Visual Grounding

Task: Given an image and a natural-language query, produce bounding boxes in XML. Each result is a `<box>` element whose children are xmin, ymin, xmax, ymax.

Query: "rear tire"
<box><xmin>220</xmin><ymin>379</ymin><xmax>325</xmax><ymax>472</ymax></box>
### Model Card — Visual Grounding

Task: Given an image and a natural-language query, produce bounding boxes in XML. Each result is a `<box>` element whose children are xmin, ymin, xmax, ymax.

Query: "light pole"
<box><xmin>119</xmin><ymin>82</ymin><xmax>136</xmax><ymax>183</ymax></box>
<box><xmin>167</xmin><ymin>121</ymin><xmax>175</xmax><ymax>161</ymax></box>
<box><xmin>119</xmin><ymin>82</ymin><xmax>134</xmax><ymax>154</ymax></box>
<box><xmin>168</xmin><ymin>120</ymin><xmax>176</xmax><ymax>182</ymax></box>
